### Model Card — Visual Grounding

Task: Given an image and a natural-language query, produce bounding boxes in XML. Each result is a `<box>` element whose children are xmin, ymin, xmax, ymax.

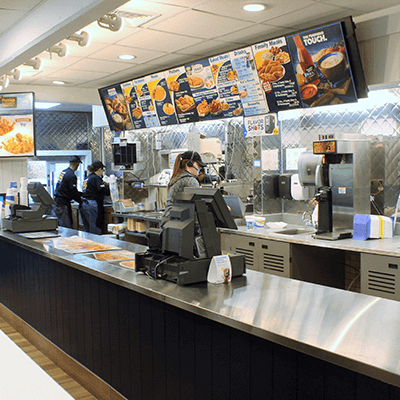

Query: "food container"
<box><xmin>245</xmin><ymin>216</ymin><xmax>255</xmax><ymax>230</ymax></box>
<box><xmin>254</xmin><ymin>216</ymin><xmax>266</xmax><ymax>229</ymax></box>
<box><xmin>136</xmin><ymin>220</ymin><xmax>146</xmax><ymax>233</ymax></box>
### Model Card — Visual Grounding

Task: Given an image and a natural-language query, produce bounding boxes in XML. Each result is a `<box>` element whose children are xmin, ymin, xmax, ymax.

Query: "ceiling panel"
<box><xmin>116</xmin><ymin>28</ymin><xmax>204</xmax><ymax>52</ymax></box>
<box><xmin>149</xmin><ymin>9</ymin><xmax>253</xmax><ymax>38</ymax></box>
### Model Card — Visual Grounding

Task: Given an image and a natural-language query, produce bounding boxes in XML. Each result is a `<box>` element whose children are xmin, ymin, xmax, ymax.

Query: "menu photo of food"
<box><xmin>87</xmin><ymin>250</ymin><xmax>136</xmax><ymax>262</ymax></box>
<box><xmin>166</xmin><ymin>67</ymin><xmax>200</xmax><ymax>124</ymax></box>
<box><xmin>194</xmin><ymin>91</ymin><xmax>229</xmax><ymax>121</ymax></box>
<box><xmin>209</xmin><ymin>53</ymin><xmax>238</xmax><ymax>86</ymax></box>
<box><xmin>286</xmin><ymin>22</ymin><xmax>357</xmax><ymax>108</ymax></box>
<box><xmin>253</xmin><ymin>37</ymin><xmax>301</xmax><ymax>112</ymax></box>
<box><xmin>121</xmin><ymin>81</ymin><xmax>146</xmax><ymax>130</ymax></box>
<box><xmin>138</xmin><ymin>77</ymin><xmax>161</xmax><ymax>128</ymax></box>
<box><xmin>148</xmin><ymin>74</ymin><xmax>178</xmax><ymax>126</ymax></box>
<box><xmin>185</xmin><ymin>59</ymin><xmax>215</xmax><ymax>92</ymax></box>
<box><xmin>0</xmin><ymin>116</ymin><xmax>34</xmax><ymax>156</ymax></box>
<box><xmin>100</xmin><ymin>85</ymin><xmax>131</xmax><ymax>132</ymax></box>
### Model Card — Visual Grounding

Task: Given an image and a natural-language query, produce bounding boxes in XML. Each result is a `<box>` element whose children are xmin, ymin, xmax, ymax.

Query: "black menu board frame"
<box><xmin>98</xmin><ymin>16</ymin><xmax>367</xmax><ymax>133</ymax></box>
<box><xmin>0</xmin><ymin>91</ymin><xmax>36</xmax><ymax>158</ymax></box>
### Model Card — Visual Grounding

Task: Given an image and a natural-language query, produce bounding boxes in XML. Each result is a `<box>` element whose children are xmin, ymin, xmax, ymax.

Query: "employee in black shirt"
<box><xmin>80</xmin><ymin>161</ymin><xmax>110</xmax><ymax>234</ymax></box>
<box><xmin>53</xmin><ymin>156</ymin><xmax>82</xmax><ymax>228</ymax></box>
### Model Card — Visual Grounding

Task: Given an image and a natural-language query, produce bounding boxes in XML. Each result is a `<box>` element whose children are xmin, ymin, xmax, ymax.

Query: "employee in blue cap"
<box><xmin>53</xmin><ymin>156</ymin><xmax>82</xmax><ymax>228</ymax></box>
<box><xmin>80</xmin><ymin>161</ymin><xmax>110</xmax><ymax>234</ymax></box>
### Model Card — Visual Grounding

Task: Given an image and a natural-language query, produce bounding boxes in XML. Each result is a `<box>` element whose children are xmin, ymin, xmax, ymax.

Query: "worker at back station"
<box><xmin>161</xmin><ymin>150</ymin><xmax>206</xmax><ymax>225</ymax></box>
<box><xmin>53</xmin><ymin>156</ymin><xmax>82</xmax><ymax>228</ymax></box>
<box><xmin>80</xmin><ymin>161</ymin><xmax>110</xmax><ymax>234</ymax></box>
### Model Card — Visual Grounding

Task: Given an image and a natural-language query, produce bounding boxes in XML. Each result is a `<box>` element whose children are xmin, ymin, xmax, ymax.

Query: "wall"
<box><xmin>0</xmin><ymin>158</ymin><xmax>28</xmax><ymax>193</ymax></box>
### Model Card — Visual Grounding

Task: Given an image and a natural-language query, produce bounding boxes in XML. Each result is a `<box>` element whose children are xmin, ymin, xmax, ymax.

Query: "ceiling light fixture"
<box><xmin>47</xmin><ymin>42</ymin><xmax>69</xmax><ymax>58</ymax></box>
<box><xmin>243</xmin><ymin>3</ymin><xmax>266</xmax><ymax>12</ymax></box>
<box><xmin>6</xmin><ymin>69</ymin><xmax>22</xmax><ymax>81</ymax></box>
<box><xmin>0</xmin><ymin>75</ymin><xmax>10</xmax><ymax>89</ymax></box>
<box><xmin>118</xmin><ymin>54</ymin><xmax>136</xmax><ymax>60</ymax></box>
<box><xmin>52</xmin><ymin>80</ymin><xmax>66</xmax><ymax>85</ymax></box>
<box><xmin>23</xmin><ymin>57</ymin><xmax>42</xmax><ymax>71</ymax></box>
<box><xmin>67</xmin><ymin>31</ymin><xmax>90</xmax><ymax>47</ymax></box>
<box><xmin>97</xmin><ymin>13</ymin><xmax>124</xmax><ymax>32</ymax></box>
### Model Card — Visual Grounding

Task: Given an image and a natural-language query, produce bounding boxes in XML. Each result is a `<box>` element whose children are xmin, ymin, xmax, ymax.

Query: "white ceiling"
<box><xmin>1</xmin><ymin>0</ymin><xmax>400</xmax><ymax>100</ymax></box>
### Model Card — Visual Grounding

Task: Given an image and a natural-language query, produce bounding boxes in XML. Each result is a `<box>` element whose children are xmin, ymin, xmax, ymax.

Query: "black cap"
<box><xmin>69</xmin><ymin>156</ymin><xmax>82</xmax><ymax>163</ymax></box>
<box><xmin>92</xmin><ymin>160</ymin><xmax>105</xmax><ymax>170</ymax></box>
<box><xmin>181</xmin><ymin>150</ymin><xmax>206</xmax><ymax>167</ymax></box>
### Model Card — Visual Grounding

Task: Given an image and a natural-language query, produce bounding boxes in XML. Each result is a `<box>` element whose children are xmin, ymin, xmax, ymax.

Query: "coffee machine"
<box><xmin>298</xmin><ymin>133</ymin><xmax>370</xmax><ymax>240</ymax></box>
<box><xmin>311</xmin><ymin>133</ymin><xmax>371</xmax><ymax>240</ymax></box>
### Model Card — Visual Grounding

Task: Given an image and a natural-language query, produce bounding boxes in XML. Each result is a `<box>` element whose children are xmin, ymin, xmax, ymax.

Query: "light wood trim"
<box><xmin>0</xmin><ymin>302</ymin><xmax>127</xmax><ymax>400</ymax></box>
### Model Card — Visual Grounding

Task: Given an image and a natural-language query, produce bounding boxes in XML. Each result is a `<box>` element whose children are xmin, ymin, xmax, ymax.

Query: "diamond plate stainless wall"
<box><xmin>35</xmin><ymin>88</ymin><xmax>400</xmax><ymax>216</ymax></box>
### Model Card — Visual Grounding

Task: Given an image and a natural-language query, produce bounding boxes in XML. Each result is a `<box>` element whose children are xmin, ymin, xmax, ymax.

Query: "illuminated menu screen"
<box><xmin>99</xmin><ymin>19</ymin><xmax>362</xmax><ymax>132</ymax></box>
<box><xmin>0</xmin><ymin>92</ymin><xmax>35</xmax><ymax>158</ymax></box>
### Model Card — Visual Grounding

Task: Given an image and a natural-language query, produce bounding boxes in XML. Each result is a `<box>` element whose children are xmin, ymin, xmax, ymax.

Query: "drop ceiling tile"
<box><xmin>116</xmin><ymin>29</ymin><xmax>204</xmax><ymax>52</ymax></box>
<box><xmin>145</xmin><ymin>0</ymin><xmax>210</xmax><ymax>6</ymax></box>
<box><xmin>87</xmin><ymin>45</ymin><xmax>166</xmax><ymax>64</ymax></box>
<box><xmin>317</xmin><ymin>0</ymin><xmax>400</xmax><ymax>13</ymax></box>
<box><xmin>34</xmin><ymin>53</ymin><xmax>82</xmax><ymax>69</ymax></box>
<box><xmin>46</xmin><ymin>69</ymin><xmax>110</xmax><ymax>81</ymax></box>
<box><xmin>68</xmin><ymin>58</ymin><xmax>136</xmax><ymax>73</ymax></box>
<box><xmin>194</xmin><ymin>0</ymin><xmax>312</xmax><ymax>23</ymax></box>
<box><xmin>5</xmin><ymin>0</ymin><xmax>42</xmax><ymax>11</ymax></box>
<box><xmin>0</xmin><ymin>10</ymin><xmax>25</xmax><ymax>31</ymax></box>
<box><xmin>60</xmin><ymin>41</ymin><xmax>110</xmax><ymax>58</ymax></box>
<box><xmin>150</xmin><ymin>9</ymin><xmax>253</xmax><ymax>39</ymax></box>
<box><xmin>177</xmin><ymin>39</ymin><xmax>243</xmax><ymax>57</ymax></box>
<box><xmin>217</xmin><ymin>23</ymin><xmax>290</xmax><ymax>45</ymax></box>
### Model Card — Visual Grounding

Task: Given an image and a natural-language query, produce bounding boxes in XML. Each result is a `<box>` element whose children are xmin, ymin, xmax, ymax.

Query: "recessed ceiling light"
<box><xmin>52</xmin><ymin>80</ymin><xmax>65</xmax><ymax>85</ymax></box>
<box><xmin>243</xmin><ymin>3</ymin><xmax>266</xmax><ymax>12</ymax></box>
<box><xmin>119</xmin><ymin>54</ymin><xmax>136</xmax><ymax>60</ymax></box>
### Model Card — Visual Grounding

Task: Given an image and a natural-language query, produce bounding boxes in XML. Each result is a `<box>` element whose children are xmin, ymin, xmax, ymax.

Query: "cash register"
<box><xmin>135</xmin><ymin>187</ymin><xmax>246</xmax><ymax>285</ymax></box>
<box><xmin>2</xmin><ymin>181</ymin><xmax>58</xmax><ymax>233</ymax></box>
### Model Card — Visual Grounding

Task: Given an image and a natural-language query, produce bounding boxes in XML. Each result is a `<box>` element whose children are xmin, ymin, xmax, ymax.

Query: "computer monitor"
<box><xmin>28</xmin><ymin>182</ymin><xmax>55</xmax><ymax>206</ymax></box>
<box><xmin>183</xmin><ymin>187</ymin><xmax>238</xmax><ymax>230</ymax></box>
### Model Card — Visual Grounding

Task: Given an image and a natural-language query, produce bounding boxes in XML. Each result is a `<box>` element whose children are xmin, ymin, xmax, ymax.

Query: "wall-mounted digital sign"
<box><xmin>98</xmin><ymin>16</ymin><xmax>367</xmax><ymax>133</ymax></box>
<box><xmin>0</xmin><ymin>92</ymin><xmax>35</xmax><ymax>158</ymax></box>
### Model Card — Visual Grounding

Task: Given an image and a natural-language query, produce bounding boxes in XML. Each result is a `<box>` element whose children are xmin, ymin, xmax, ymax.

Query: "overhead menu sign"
<box><xmin>98</xmin><ymin>18</ymin><xmax>363</xmax><ymax>132</ymax></box>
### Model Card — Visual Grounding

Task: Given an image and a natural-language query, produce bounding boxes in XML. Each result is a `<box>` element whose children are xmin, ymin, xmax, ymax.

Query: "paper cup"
<box><xmin>254</xmin><ymin>216</ymin><xmax>266</xmax><ymax>229</ymax></box>
<box><xmin>245</xmin><ymin>216</ymin><xmax>255</xmax><ymax>230</ymax></box>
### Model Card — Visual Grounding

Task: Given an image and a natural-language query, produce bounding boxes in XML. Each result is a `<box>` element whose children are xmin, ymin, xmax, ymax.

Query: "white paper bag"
<box><xmin>207</xmin><ymin>255</ymin><xmax>232</xmax><ymax>284</ymax></box>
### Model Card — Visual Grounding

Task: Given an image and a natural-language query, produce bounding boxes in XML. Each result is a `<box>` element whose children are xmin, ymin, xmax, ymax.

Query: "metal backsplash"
<box><xmin>33</xmin><ymin>88</ymin><xmax>400</xmax><ymax>216</ymax></box>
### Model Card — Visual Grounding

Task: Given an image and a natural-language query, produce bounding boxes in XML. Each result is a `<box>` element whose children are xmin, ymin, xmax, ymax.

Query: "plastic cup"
<box><xmin>245</xmin><ymin>216</ymin><xmax>255</xmax><ymax>230</ymax></box>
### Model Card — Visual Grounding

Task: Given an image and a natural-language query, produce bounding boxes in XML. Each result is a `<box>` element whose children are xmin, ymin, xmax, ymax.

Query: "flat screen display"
<box><xmin>0</xmin><ymin>92</ymin><xmax>35</xmax><ymax>158</ymax></box>
<box><xmin>98</xmin><ymin>16</ymin><xmax>367</xmax><ymax>132</ymax></box>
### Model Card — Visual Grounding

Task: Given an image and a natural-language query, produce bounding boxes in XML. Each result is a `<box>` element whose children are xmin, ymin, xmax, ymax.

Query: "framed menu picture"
<box><xmin>0</xmin><ymin>92</ymin><xmax>35</xmax><ymax>158</ymax></box>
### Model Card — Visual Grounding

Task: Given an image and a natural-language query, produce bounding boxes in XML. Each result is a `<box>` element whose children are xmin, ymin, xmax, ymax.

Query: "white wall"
<box><xmin>0</xmin><ymin>158</ymin><xmax>28</xmax><ymax>193</ymax></box>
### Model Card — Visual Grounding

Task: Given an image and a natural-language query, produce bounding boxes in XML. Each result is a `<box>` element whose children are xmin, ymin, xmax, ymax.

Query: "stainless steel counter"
<box><xmin>220</xmin><ymin>224</ymin><xmax>400</xmax><ymax>257</ymax></box>
<box><xmin>1</xmin><ymin>228</ymin><xmax>400</xmax><ymax>387</ymax></box>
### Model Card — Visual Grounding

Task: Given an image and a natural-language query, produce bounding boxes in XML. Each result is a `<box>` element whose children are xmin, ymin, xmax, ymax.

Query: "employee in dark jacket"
<box><xmin>80</xmin><ymin>161</ymin><xmax>110</xmax><ymax>234</ymax></box>
<box><xmin>53</xmin><ymin>155</ymin><xmax>82</xmax><ymax>228</ymax></box>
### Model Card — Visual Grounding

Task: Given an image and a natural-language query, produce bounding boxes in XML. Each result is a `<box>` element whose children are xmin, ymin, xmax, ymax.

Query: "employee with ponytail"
<box><xmin>161</xmin><ymin>150</ymin><xmax>206</xmax><ymax>225</ymax></box>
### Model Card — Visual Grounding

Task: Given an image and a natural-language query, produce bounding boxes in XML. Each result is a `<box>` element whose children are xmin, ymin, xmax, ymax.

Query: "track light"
<box><xmin>97</xmin><ymin>13</ymin><xmax>124</xmax><ymax>32</ymax></box>
<box><xmin>23</xmin><ymin>57</ymin><xmax>42</xmax><ymax>71</ymax></box>
<box><xmin>6</xmin><ymin>69</ymin><xmax>22</xmax><ymax>81</ymax></box>
<box><xmin>47</xmin><ymin>42</ymin><xmax>69</xmax><ymax>58</ymax></box>
<box><xmin>0</xmin><ymin>75</ymin><xmax>9</xmax><ymax>89</ymax></box>
<box><xmin>67</xmin><ymin>31</ymin><xmax>90</xmax><ymax>47</ymax></box>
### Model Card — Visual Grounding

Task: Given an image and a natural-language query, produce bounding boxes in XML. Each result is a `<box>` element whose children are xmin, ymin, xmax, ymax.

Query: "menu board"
<box><xmin>99</xmin><ymin>85</ymin><xmax>130</xmax><ymax>132</ymax></box>
<box><xmin>134</xmin><ymin>77</ymin><xmax>160</xmax><ymax>128</ymax></box>
<box><xmin>98</xmin><ymin>18</ymin><xmax>364</xmax><ymax>132</ymax></box>
<box><xmin>166</xmin><ymin>66</ymin><xmax>199</xmax><ymax>124</ymax></box>
<box><xmin>121</xmin><ymin>81</ymin><xmax>146</xmax><ymax>130</ymax></box>
<box><xmin>286</xmin><ymin>22</ymin><xmax>357</xmax><ymax>108</ymax></box>
<box><xmin>252</xmin><ymin>37</ymin><xmax>301</xmax><ymax>113</ymax></box>
<box><xmin>229</xmin><ymin>47</ymin><xmax>269</xmax><ymax>116</ymax></box>
<box><xmin>147</xmin><ymin>72</ymin><xmax>178</xmax><ymax>126</ymax></box>
<box><xmin>0</xmin><ymin>92</ymin><xmax>35</xmax><ymax>158</ymax></box>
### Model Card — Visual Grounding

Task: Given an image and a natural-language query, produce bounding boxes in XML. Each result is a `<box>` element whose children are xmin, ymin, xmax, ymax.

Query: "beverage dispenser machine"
<box><xmin>312</xmin><ymin>133</ymin><xmax>370</xmax><ymax>240</ymax></box>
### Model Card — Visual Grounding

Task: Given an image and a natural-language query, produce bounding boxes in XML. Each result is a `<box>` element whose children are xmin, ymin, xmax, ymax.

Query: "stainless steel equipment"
<box><xmin>311</xmin><ymin>133</ymin><xmax>371</xmax><ymax>240</ymax></box>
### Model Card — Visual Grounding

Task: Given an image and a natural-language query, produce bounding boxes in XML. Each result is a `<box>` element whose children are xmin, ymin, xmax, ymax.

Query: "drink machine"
<box><xmin>311</xmin><ymin>133</ymin><xmax>370</xmax><ymax>240</ymax></box>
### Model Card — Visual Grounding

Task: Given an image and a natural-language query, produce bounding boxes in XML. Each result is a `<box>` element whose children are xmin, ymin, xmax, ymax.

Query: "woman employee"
<box><xmin>80</xmin><ymin>161</ymin><xmax>110</xmax><ymax>234</ymax></box>
<box><xmin>161</xmin><ymin>150</ymin><xmax>206</xmax><ymax>224</ymax></box>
